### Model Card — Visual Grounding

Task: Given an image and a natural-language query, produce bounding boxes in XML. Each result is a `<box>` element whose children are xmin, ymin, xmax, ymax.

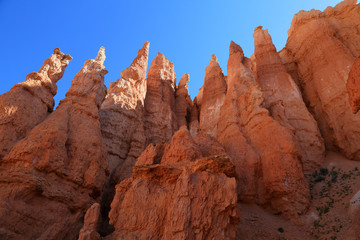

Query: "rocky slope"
<box><xmin>0</xmin><ymin>1</ymin><xmax>359</xmax><ymax>239</ymax></box>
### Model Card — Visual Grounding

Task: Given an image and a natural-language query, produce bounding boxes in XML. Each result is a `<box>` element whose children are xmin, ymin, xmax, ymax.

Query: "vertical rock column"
<box><xmin>199</xmin><ymin>55</ymin><xmax>227</xmax><ymax>137</ymax></box>
<box><xmin>253</xmin><ymin>27</ymin><xmax>325</xmax><ymax>173</ymax></box>
<box><xmin>220</xmin><ymin>41</ymin><xmax>309</xmax><ymax>218</ymax></box>
<box><xmin>144</xmin><ymin>52</ymin><xmax>178</xmax><ymax>145</ymax></box>
<box><xmin>100</xmin><ymin>41</ymin><xmax>150</xmax><ymax>173</ymax></box>
<box><xmin>0</xmin><ymin>48</ymin><xmax>72</xmax><ymax>159</ymax></box>
<box><xmin>175</xmin><ymin>73</ymin><xmax>193</xmax><ymax>128</ymax></box>
<box><xmin>0</xmin><ymin>48</ymin><xmax>109</xmax><ymax>240</ymax></box>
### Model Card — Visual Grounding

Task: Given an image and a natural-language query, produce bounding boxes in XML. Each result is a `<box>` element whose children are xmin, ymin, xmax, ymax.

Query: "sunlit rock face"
<box><xmin>281</xmin><ymin>0</ymin><xmax>360</xmax><ymax>161</ymax></box>
<box><xmin>106</xmin><ymin>127</ymin><xmax>240</xmax><ymax>240</ymax></box>
<box><xmin>1</xmin><ymin>1</ymin><xmax>360</xmax><ymax>239</ymax></box>
<box><xmin>0</xmin><ymin>48</ymin><xmax>72</xmax><ymax>159</ymax></box>
<box><xmin>253</xmin><ymin>27</ymin><xmax>325</xmax><ymax>173</ymax></box>
<box><xmin>0</xmin><ymin>48</ymin><xmax>108</xmax><ymax>240</ymax></box>
<box><xmin>100</xmin><ymin>42</ymin><xmax>149</xmax><ymax>174</ymax></box>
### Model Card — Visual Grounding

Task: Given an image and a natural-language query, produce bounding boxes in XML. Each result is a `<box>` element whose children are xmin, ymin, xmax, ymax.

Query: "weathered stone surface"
<box><xmin>144</xmin><ymin>52</ymin><xmax>178</xmax><ymax>145</ymax></box>
<box><xmin>347</xmin><ymin>56</ymin><xmax>360</xmax><ymax>114</ymax></box>
<box><xmin>175</xmin><ymin>74</ymin><xmax>192</xmax><ymax>127</ymax></box>
<box><xmin>0</xmin><ymin>48</ymin><xmax>109</xmax><ymax>240</ymax></box>
<box><xmin>189</xmin><ymin>97</ymin><xmax>200</xmax><ymax>138</ymax></box>
<box><xmin>106</xmin><ymin>127</ymin><xmax>240</xmax><ymax>240</ymax></box>
<box><xmin>253</xmin><ymin>27</ymin><xmax>325</xmax><ymax>173</ymax></box>
<box><xmin>78</xmin><ymin>203</ymin><xmax>102</xmax><ymax>240</ymax></box>
<box><xmin>282</xmin><ymin>0</ymin><xmax>360</xmax><ymax>160</ymax></box>
<box><xmin>100</xmin><ymin>41</ymin><xmax>149</xmax><ymax>173</ymax></box>
<box><xmin>0</xmin><ymin>48</ymin><xmax>72</xmax><ymax>159</ymax></box>
<box><xmin>199</xmin><ymin>55</ymin><xmax>227</xmax><ymax>137</ymax></box>
<box><xmin>217</xmin><ymin>41</ymin><xmax>310</xmax><ymax>217</ymax></box>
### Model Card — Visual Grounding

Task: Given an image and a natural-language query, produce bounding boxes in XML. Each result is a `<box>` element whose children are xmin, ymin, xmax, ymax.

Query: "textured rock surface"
<box><xmin>282</xmin><ymin>0</ymin><xmax>360</xmax><ymax>160</ymax></box>
<box><xmin>106</xmin><ymin>128</ymin><xmax>240</xmax><ymax>240</ymax></box>
<box><xmin>0</xmin><ymin>48</ymin><xmax>72</xmax><ymax>159</ymax></box>
<box><xmin>347</xmin><ymin>56</ymin><xmax>360</xmax><ymax>114</ymax></box>
<box><xmin>253</xmin><ymin>27</ymin><xmax>325</xmax><ymax>173</ymax></box>
<box><xmin>144</xmin><ymin>52</ymin><xmax>178</xmax><ymax>145</ymax></box>
<box><xmin>199</xmin><ymin>55</ymin><xmax>227</xmax><ymax>137</ymax></box>
<box><xmin>100</xmin><ymin>42</ymin><xmax>149</xmax><ymax>173</ymax></box>
<box><xmin>0</xmin><ymin>48</ymin><xmax>108</xmax><ymax>240</ymax></box>
<box><xmin>78</xmin><ymin>203</ymin><xmax>102</xmax><ymax>240</ymax></box>
<box><xmin>175</xmin><ymin>74</ymin><xmax>192</xmax><ymax>127</ymax></box>
<box><xmin>217</xmin><ymin>41</ymin><xmax>310</xmax><ymax>217</ymax></box>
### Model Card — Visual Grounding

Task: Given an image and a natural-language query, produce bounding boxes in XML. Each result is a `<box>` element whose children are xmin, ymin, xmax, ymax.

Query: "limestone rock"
<box><xmin>100</xmin><ymin>41</ymin><xmax>149</xmax><ymax>173</ymax></box>
<box><xmin>253</xmin><ymin>27</ymin><xmax>325</xmax><ymax>173</ymax></box>
<box><xmin>0</xmin><ymin>48</ymin><xmax>109</xmax><ymax>240</ymax></box>
<box><xmin>218</xmin><ymin>41</ymin><xmax>310</xmax><ymax>217</ymax></box>
<box><xmin>283</xmin><ymin>0</ymin><xmax>360</xmax><ymax>160</ymax></box>
<box><xmin>175</xmin><ymin>74</ymin><xmax>192</xmax><ymax>127</ymax></box>
<box><xmin>106</xmin><ymin>127</ymin><xmax>240</xmax><ymax>240</ymax></box>
<box><xmin>0</xmin><ymin>48</ymin><xmax>72</xmax><ymax>159</ymax></box>
<box><xmin>347</xmin><ymin>56</ymin><xmax>360</xmax><ymax>113</ymax></box>
<box><xmin>199</xmin><ymin>55</ymin><xmax>227</xmax><ymax>137</ymax></box>
<box><xmin>144</xmin><ymin>52</ymin><xmax>178</xmax><ymax>145</ymax></box>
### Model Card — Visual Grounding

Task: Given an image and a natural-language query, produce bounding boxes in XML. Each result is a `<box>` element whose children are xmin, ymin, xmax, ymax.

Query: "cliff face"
<box><xmin>0</xmin><ymin>1</ymin><xmax>360</xmax><ymax>239</ymax></box>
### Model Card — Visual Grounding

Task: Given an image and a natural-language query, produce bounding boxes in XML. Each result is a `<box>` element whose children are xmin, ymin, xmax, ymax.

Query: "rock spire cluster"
<box><xmin>0</xmin><ymin>1</ymin><xmax>359</xmax><ymax>239</ymax></box>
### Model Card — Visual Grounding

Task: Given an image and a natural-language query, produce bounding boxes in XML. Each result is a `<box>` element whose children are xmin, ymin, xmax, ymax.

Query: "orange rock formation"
<box><xmin>0</xmin><ymin>1</ymin><xmax>359</xmax><ymax>239</ymax></box>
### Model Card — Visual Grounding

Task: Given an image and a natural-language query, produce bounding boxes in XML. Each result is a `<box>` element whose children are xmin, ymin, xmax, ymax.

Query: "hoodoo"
<box><xmin>0</xmin><ymin>1</ymin><xmax>360</xmax><ymax>239</ymax></box>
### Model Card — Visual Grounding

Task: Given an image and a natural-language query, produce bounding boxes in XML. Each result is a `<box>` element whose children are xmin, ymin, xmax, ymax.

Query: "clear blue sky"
<box><xmin>0</xmin><ymin>0</ymin><xmax>345</xmax><ymax>105</ymax></box>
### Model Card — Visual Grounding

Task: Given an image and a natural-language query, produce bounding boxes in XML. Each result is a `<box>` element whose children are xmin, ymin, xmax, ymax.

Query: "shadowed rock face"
<box><xmin>253</xmin><ymin>27</ymin><xmax>325</xmax><ymax>173</ymax></box>
<box><xmin>0</xmin><ymin>48</ymin><xmax>108</xmax><ymax>240</ymax></box>
<box><xmin>175</xmin><ymin>73</ymin><xmax>193</xmax><ymax>128</ymax></box>
<box><xmin>282</xmin><ymin>0</ymin><xmax>360</xmax><ymax>160</ymax></box>
<box><xmin>144</xmin><ymin>52</ymin><xmax>178</xmax><ymax>146</ymax></box>
<box><xmin>106</xmin><ymin>127</ymin><xmax>240</xmax><ymax>240</ymax></box>
<box><xmin>0</xmin><ymin>48</ymin><xmax>72</xmax><ymax>159</ymax></box>
<box><xmin>347</xmin><ymin>56</ymin><xmax>360</xmax><ymax>114</ymax></box>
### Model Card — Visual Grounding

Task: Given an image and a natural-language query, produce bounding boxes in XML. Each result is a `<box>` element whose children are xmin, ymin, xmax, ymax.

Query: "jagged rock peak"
<box><xmin>94</xmin><ymin>46</ymin><xmax>106</xmax><ymax>64</ymax></box>
<box><xmin>65</xmin><ymin>47</ymin><xmax>108</xmax><ymax>107</ymax></box>
<box><xmin>121</xmin><ymin>41</ymin><xmax>150</xmax><ymax>81</ymax></box>
<box><xmin>148</xmin><ymin>52</ymin><xmax>176</xmax><ymax>87</ymax></box>
<box><xmin>178</xmin><ymin>73</ymin><xmax>189</xmax><ymax>88</ymax></box>
<box><xmin>38</xmin><ymin>48</ymin><xmax>73</xmax><ymax>83</ymax></box>
<box><xmin>229</xmin><ymin>40</ymin><xmax>244</xmax><ymax>58</ymax></box>
<box><xmin>0</xmin><ymin>48</ymin><xmax>72</xmax><ymax>159</ymax></box>
<box><xmin>253</xmin><ymin>27</ymin><xmax>277</xmax><ymax>51</ymax></box>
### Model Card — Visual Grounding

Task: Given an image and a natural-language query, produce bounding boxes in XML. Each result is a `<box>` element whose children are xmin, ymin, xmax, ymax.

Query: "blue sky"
<box><xmin>0</xmin><ymin>0</ymin><xmax>345</xmax><ymax>105</ymax></box>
